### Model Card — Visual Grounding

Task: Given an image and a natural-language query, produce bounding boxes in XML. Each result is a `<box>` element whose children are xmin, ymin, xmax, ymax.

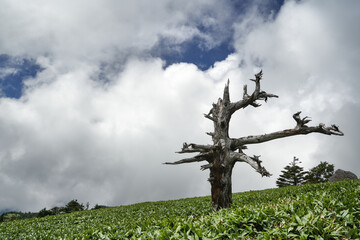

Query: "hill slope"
<box><xmin>0</xmin><ymin>180</ymin><xmax>359</xmax><ymax>239</ymax></box>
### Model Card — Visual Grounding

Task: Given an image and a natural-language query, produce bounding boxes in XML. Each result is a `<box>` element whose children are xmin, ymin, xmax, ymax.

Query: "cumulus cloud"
<box><xmin>0</xmin><ymin>0</ymin><xmax>359</xmax><ymax>211</ymax></box>
<box><xmin>0</xmin><ymin>57</ymin><xmax>220</xmax><ymax>210</ymax></box>
<box><xmin>0</xmin><ymin>0</ymin><xmax>232</xmax><ymax>64</ymax></box>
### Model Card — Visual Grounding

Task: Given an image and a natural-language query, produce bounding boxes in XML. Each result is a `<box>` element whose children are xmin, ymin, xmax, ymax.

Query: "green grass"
<box><xmin>1</xmin><ymin>180</ymin><xmax>359</xmax><ymax>239</ymax></box>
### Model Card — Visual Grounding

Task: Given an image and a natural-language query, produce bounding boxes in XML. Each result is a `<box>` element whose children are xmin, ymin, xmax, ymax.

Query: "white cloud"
<box><xmin>0</xmin><ymin>0</ymin><xmax>232</xmax><ymax>65</ymax></box>
<box><xmin>0</xmin><ymin>57</ymin><xmax>221</xmax><ymax>211</ymax></box>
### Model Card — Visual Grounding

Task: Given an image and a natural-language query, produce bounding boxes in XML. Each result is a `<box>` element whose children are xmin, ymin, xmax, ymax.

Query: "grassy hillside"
<box><xmin>0</xmin><ymin>180</ymin><xmax>359</xmax><ymax>239</ymax></box>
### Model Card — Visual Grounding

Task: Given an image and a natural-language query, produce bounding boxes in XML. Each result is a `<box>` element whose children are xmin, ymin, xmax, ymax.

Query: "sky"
<box><xmin>0</xmin><ymin>0</ymin><xmax>359</xmax><ymax>212</ymax></box>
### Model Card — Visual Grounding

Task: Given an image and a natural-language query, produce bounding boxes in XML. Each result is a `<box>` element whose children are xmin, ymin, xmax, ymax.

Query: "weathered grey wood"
<box><xmin>164</xmin><ymin>152</ymin><xmax>213</xmax><ymax>165</ymax></box>
<box><xmin>176</xmin><ymin>143</ymin><xmax>216</xmax><ymax>154</ymax></box>
<box><xmin>231</xmin><ymin>115</ymin><xmax>343</xmax><ymax>149</ymax></box>
<box><xmin>165</xmin><ymin>71</ymin><xmax>343</xmax><ymax>210</ymax></box>
<box><xmin>229</xmin><ymin>151</ymin><xmax>271</xmax><ymax>177</ymax></box>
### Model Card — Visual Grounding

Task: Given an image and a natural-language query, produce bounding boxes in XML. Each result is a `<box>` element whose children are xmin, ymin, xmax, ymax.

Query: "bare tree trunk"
<box><xmin>165</xmin><ymin>70</ymin><xmax>343</xmax><ymax>210</ymax></box>
<box><xmin>209</xmin><ymin>152</ymin><xmax>234</xmax><ymax>210</ymax></box>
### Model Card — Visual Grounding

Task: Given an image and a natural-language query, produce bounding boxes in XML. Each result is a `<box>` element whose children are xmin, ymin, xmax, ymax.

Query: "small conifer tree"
<box><xmin>276</xmin><ymin>157</ymin><xmax>306</xmax><ymax>187</ymax></box>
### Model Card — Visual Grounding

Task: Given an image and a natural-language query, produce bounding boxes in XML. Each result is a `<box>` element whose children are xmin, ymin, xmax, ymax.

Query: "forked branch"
<box><xmin>293</xmin><ymin>111</ymin><xmax>311</xmax><ymax>129</ymax></box>
<box><xmin>230</xmin><ymin>151</ymin><xmax>271</xmax><ymax>177</ymax></box>
<box><xmin>230</xmin><ymin>70</ymin><xmax>278</xmax><ymax>113</ymax></box>
<box><xmin>231</xmin><ymin>112</ymin><xmax>344</xmax><ymax>148</ymax></box>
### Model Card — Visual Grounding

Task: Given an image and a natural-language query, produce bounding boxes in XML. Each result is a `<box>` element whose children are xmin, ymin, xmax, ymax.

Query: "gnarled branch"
<box><xmin>230</xmin><ymin>70</ymin><xmax>278</xmax><ymax>113</ymax></box>
<box><xmin>229</xmin><ymin>151</ymin><xmax>271</xmax><ymax>177</ymax></box>
<box><xmin>176</xmin><ymin>143</ymin><xmax>217</xmax><ymax>154</ymax></box>
<box><xmin>164</xmin><ymin>152</ymin><xmax>212</xmax><ymax>165</ymax></box>
<box><xmin>231</xmin><ymin>112</ymin><xmax>344</xmax><ymax>148</ymax></box>
<box><xmin>293</xmin><ymin>111</ymin><xmax>311</xmax><ymax>129</ymax></box>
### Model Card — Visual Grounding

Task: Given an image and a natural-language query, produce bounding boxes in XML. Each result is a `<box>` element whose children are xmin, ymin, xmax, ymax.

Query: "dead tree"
<box><xmin>165</xmin><ymin>71</ymin><xmax>343</xmax><ymax>210</ymax></box>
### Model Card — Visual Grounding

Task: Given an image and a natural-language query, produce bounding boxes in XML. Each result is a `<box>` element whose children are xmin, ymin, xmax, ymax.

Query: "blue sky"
<box><xmin>0</xmin><ymin>0</ymin><xmax>359</xmax><ymax>212</ymax></box>
<box><xmin>0</xmin><ymin>55</ymin><xmax>42</xmax><ymax>98</ymax></box>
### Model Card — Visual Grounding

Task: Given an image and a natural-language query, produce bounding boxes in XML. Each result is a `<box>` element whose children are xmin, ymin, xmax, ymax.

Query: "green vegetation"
<box><xmin>276</xmin><ymin>157</ymin><xmax>307</xmax><ymax>187</ymax></box>
<box><xmin>305</xmin><ymin>162</ymin><xmax>335</xmax><ymax>184</ymax></box>
<box><xmin>277</xmin><ymin>160</ymin><xmax>336</xmax><ymax>187</ymax></box>
<box><xmin>0</xmin><ymin>211</ymin><xmax>36</xmax><ymax>222</ymax></box>
<box><xmin>0</xmin><ymin>180</ymin><xmax>359</xmax><ymax>239</ymax></box>
<box><xmin>1</xmin><ymin>199</ymin><xmax>91</xmax><ymax>221</ymax></box>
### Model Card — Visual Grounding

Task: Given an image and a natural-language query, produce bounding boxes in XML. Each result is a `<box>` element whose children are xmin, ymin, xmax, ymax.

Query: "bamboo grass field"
<box><xmin>1</xmin><ymin>180</ymin><xmax>359</xmax><ymax>239</ymax></box>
